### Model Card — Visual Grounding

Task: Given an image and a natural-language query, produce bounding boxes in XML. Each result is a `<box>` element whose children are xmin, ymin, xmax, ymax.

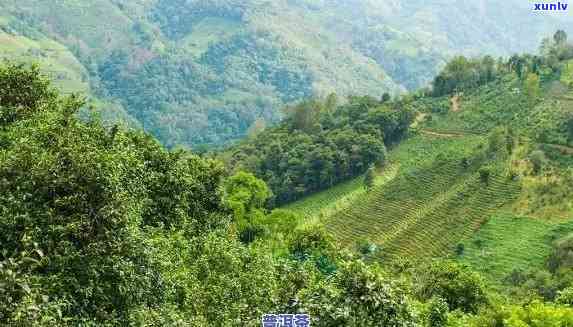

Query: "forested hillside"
<box><xmin>2</xmin><ymin>28</ymin><xmax>573</xmax><ymax>325</ymax></box>
<box><xmin>277</xmin><ymin>31</ymin><xmax>573</xmax><ymax>325</ymax></box>
<box><xmin>0</xmin><ymin>0</ymin><xmax>570</xmax><ymax>148</ymax></box>
<box><xmin>2</xmin><ymin>41</ymin><xmax>573</xmax><ymax>324</ymax></box>
<box><xmin>222</xmin><ymin>94</ymin><xmax>414</xmax><ymax>205</ymax></box>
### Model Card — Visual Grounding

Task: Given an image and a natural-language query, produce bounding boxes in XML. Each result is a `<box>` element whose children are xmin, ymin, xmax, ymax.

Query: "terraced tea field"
<box><xmin>459</xmin><ymin>215</ymin><xmax>573</xmax><ymax>287</ymax></box>
<box><xmin>381</xmin><ymin>164</ymin><xmax>521</xmax><ymax>259</ymax></box>
<box><xmin>324</xmin><ymin>132</ymin><xmax>522</xmax><ymax>259</ymax></box>
<box><xmin>283</xmin><ymin>164</ymin><xmax>399</xmax><ymax>226</ymax></box>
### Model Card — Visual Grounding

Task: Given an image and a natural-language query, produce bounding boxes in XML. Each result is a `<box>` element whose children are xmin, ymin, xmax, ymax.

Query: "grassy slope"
<box><xmin>458</xmin><ymin>214</ymin><xmax>573</xmax><ymax>287</ymax></box>
<box><xmin>0</xmin><ymin>0</ymin><xmax>139</xmax><ymax>60</ymax></box>
<box><xmin>284</xmin><ymin>72</ymin><xmax>572</xmax><ymax>269</ymax></box>
<box><xmin>325</xmin><ymin>132</ymin><xmax>521</xmax><ymax>260</ymax></box>
<box><xmin>182</xmin><ymin>17</ymin><xmax>244</xmax><ymax>57</ymax></box>
<box><xmin>423</xmin><ymin>72</ymin><xmax>573</xmax><ymax>147</ymax></box>
<box><xmin>0</xmin><ymin>29</ymin><xmax>140</xmax><ymax>129</ymax></box>
<box><xmin>0</xmin><ymin>30</ymin><xmax>88</xmax><ymax>93</ymax></box>
<box><xmin>283</xmin><ymin>133</ymin><xmax>482</xmax><ymax>222</ymax></box>
<box><xmin>283</xmin><ymin>132</ymin><xmax>517</xmax><ymax>257</ymax></box>
<box><xmin>284</xmin><ymin>164</ymin><xmax>399</xmax><ymax>227</ymax></box>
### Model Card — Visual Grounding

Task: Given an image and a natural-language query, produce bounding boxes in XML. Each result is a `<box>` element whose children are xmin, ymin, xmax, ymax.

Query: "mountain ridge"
<box><xmin>0</xmin><ymin>0</ymin><xmax>570</xmax><ymax>148</ymax></box>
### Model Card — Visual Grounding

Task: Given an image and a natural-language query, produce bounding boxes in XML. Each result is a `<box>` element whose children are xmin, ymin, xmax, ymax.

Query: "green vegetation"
<box><xmin>422</xmin><ymin>31</ymin><xmax>573</xmax><ymax>148</ymax></box>
<box><xmin>283</xmin><ymin>177</ymin><xmax>365</xmax><ymax>222</ymax></box>
<box><xmin>283</xmin><ymin>164</ymin><xmax>399</xmax><ymax>225</ymax></box>
<box><xmin>324</xmin><ymin>132</ymin><xmax>521</xmax><ymax>259</ymax></box>
<box><xmin>0</xmin><ymin>61</ymin><xmax>426</xmax><ymax>326</ymax></box>
<box><xmin>3</xmin><ymin>61</ymin><xmax>560</xmax><ymax>327</ymax></box>
<box><xmin>3</xmin><ymin>26</ymin><xmax>573</xmax><ymax>324</ymax></box>
<box><xmin>277</xmin><ymin>33</ymin><xmax>573</xmax><ymax>322</ymax></box>
<box><xmin>0</xmin><ymin>30</ymin><xmax>88</xmax><ymax>93</ymax></box>
<box><xmin>431</xmin><ymin>55</ymin><xmax>498</xmax><ymax>96</ymax></box>
<box><xmin>459</xmin><ymin>215</ymin><xmax>573</xmax><ymax>287</ymax></box>
<box><xmin>223</xmin><ymin>96</ymin><xmax>414</xmax><ymax>205</ymax></box>
<box><xmin>415</xmin><ymin>261</ymin><xmax>489</xmax><ymax>313</ymax></box>
<box><xmin>0</xmin><ymin>1</ymin><xmax>570</xmax><ymax>148</ymax></box>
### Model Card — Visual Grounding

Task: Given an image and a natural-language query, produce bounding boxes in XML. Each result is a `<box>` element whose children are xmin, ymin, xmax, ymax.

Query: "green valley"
<box><xmin>0</xmin><ymin>0</ymin><xmax>571</xmax><ymax>148</ymax></box>
<box><xmin>257</xmin><ymin>31</ymin><xmax>573</xmax><ymax>322</ymax></box>
<box><xmin>2</xmin><ymin>2</ymin><xmax>573</xmax><ymax>326</ymax></box>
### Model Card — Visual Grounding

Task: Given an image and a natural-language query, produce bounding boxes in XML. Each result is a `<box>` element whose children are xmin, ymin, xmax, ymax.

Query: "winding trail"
<box><xmin>451</xmin><ymin>94</ymin><xmax>462</xmax><ymax>112</ymax></box>
<box><xmin>420</xmin><ymin>129</ymin><xmax>467</xmax><ymax>138</ymax></box>
<box><xmin>542</xmin><ymin>143</ymin><xmax>573</xmax><ymax>155</ymax></box>
<box><xmin>420</xmin><ymin>129</ymin><xmax>573</xmax><ymax>155</ymax></box>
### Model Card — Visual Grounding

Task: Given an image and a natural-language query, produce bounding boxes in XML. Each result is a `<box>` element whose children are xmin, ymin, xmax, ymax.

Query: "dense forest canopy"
<box><xmin>0</xmin><ymin>0</ymin><xmax>570</xmax><ymax>149</ymax></box>
<box><xmin>431</xmin><ymin>31</ymin><xmax>573</xmax><ymax>97</ymax></box>
<box><xmin>223</xmin><ymin>95</ymin><xmax>414</xmax><ymax>205</ymax></box>
<box><xmin>223</xmin><ymin>30</ymin><xmax>573</xmax><ymax>208</ymax></box>
<box><xmin>0</xmin><ymin>62</ymin><xmax>479</xmax><ymax>326</ymax></box>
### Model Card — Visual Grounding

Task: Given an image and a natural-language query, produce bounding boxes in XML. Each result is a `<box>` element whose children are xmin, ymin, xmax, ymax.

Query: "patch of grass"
<box><xmin>422</xmin><ymin>77</ymin><xmax>527</xmax><ymax>135</ymax></box>
<box><xmin>1</xmin><ymin>0</ymin><xmax>137</xmax><ymax>60</ymax></box>
<box><xmin>458</xmin><ymin>214</ymin><xmax>573</xmax><ymax>288</ymax></box>
<box><xmin>420</xmin><ymin>75</ymin><xmax>572</xmax><ymax>147</ymax></box>
<box><xmin>323</xmin><ymin>133</ymin><xmax>522</xmax><ymax>260</ymax></box>
<box><xmin>507</xmin><ymin>141</ymin><xmax>573</xmax><ymax>220</ymax></box>
<box><xmin>0</xmin><ymin>30</ymin><xmax>89</xmax><ymax>93</ymax></box>
<box><xmin>284</xmin><ymin>132</ymin><xmax>486</xmax><ymax>230</ymax></box>
<box><xmin>182</xmin><ymin>17</ymin><xmax>244</xmax><ymax>57</ymax></box>
<box><xmin>560</xmin><ymin>59</ymin><xmax>573</xmax><ymax>86</ymax></box>
<box><xmin>283</xmin><ymin>164</ymin><xmax>399</xmax><ymax>227</ymax></box>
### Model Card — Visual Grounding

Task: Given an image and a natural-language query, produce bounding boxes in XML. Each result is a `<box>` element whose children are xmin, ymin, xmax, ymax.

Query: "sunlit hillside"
<box><xmin>0</xmin><ymin>0</ymin><xmax>570</xmax><ymax>148</ymax></box>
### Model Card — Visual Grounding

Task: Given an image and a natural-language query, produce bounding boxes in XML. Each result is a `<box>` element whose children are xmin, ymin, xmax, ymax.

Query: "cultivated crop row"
<box><xmin>325</xmin><ymin>134</ymin><xmax>522</xmax><ymax>260</ymax></box>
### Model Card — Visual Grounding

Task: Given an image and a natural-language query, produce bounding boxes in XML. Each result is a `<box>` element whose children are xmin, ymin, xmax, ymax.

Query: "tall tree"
<box><xmin>247</xmin><ymin>118</ymin><xmax>267</xmax><ymax>139</ymax></box>
<box><xmin>524</xmin><ymin>72</ymin><xmax>541</xmax><ymax>104</ymax></box>
<box><xmin>567</xmin><ymin>114</ymin><xmax>573</xmax><ymax>143</ymax></box>
<box><xmin>554</xmin><ymin>30</ymin><xmax>568</xmax><ymax>45</ymax></box>
<box><xmin>364</xmin><ymin>165</ymin><xmax>376</xmax><ymax>191</ymax></box>
<box><xmin>0</xmin><ymin>63</ymin><xmax>58</xmax><ymax>125</ymax></box>
<box><xmin>223</xmin><ymin>171</ymin><xmax>270</xmax><ymax>221</ymax></box>
<box><xmin>287</xmin><ymin>100</ymin><xmax>321</xmax><ymax>133</ymax></box>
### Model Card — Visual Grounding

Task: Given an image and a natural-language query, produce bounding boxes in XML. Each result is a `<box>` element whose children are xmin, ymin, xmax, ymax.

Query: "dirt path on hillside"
<box><xmin>420</xmin><ymin>129</ymin><xmax>466</xmax><ymax>138</ymax></box>
<box><xmin>556</xmin><ymin>95</ymin><xmax>573</xmax><ymax>102</ymax></box>
<box><xmin>543</xmin><ymin>143</ymin><xmax>573</xmax><ymax>155</ymax></box>
<box><xmin>410</xmin><ymin>113</ymin><xmax>428</xmax><ymax>128</ymax></box>
<box><xmin>421</xmin><ymin>129</ymin><xmax>573</xmax><ymax>154</ymax></box>
<box><xmin>451</xmin><ymin>94</ymin><xmax>461</xmax><ymax>112</ymax></box>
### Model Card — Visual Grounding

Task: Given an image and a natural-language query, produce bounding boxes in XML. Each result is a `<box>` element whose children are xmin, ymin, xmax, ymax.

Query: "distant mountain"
<box><xmin>0</xmin><ymin>0</ymin><xmax>570</xmax><ymax>148</ymax></box>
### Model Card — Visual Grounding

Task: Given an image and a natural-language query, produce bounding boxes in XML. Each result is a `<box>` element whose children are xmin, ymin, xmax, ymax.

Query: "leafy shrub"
<box><xmin>556</xmin><ymin>287</ymin><xmax>573</xmax><ymax>306</ymax></box>
<box><xmin>530</xmin><ymin>150</ymin><xmax>548</xmax><ymax>175</ymax></box>
<box><xmin>505</xmin><ymin>301</ymin><xmax>573</xmax><ymax>326</ymax></box>
<box><xmin>415</xmin><ymin>261</ymin><xmax>488</xmax><ymax>314</ymax></box>
<box><xmin>504</xmin><ymin>268</ymin><xmax>529</xmax><ymax>287</ymax></box>
<box><xmin>288</xmin><ymin>226</ymin><xmax>335</xmax><ymax>261</ymax></box>
<box><xmin>299</xmin><ymin>261</ymin><xmax>417</xmax><ymax>326</ymax></box>
<box><xmin>548</xmin><ymin>234</ymin><xmax>573</xmax><ymax>273</ymax></box>
<box><xmin>0</xmin><ymin>63</ymin><xmax>58</xmax><ymax>125</ymax></box>
<box><xmin>225</xmin><ymin>96</ymin><xmax>413</xmax><ymax>205</ymax></box>
<box><xmin>432</xmin><ymin>56</ymin><xmax>498</xmax><ymax>96</ymax></box>
<box><xmin>455</xmin><ymin>243</ymin><xmax>465</xmax><ymax>256</ymax></box>
<box><xmin>479</xmin><ymin>167</ymin><xmax>492</xmax><ymax>185</ymax></box>
<box><xmin>426</xmin><ymin>297</ymin><xmax>449</xmax><ymax>327</ymax></box>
